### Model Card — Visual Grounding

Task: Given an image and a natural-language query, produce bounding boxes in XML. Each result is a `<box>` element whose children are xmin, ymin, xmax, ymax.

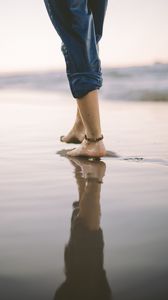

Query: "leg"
<box><xmin>60</xmin><ymin>87</ymin><xmax>102</xmax><ymax>144</ymax></box>
<box><xmin>88</xmin><ymin>0</ymin><xmax>108</xmax><ymax>43</ymax></box>
<box><xmin>43</xmin><ymin>0</ymin><xmax>103</xmax><ymax>98</ymax></box>
<box><xmin>60</xmin><ymin>106</ymin><xmax>85</xmax><ymax>143</ymax></box>
<box><xmin>44</xmin><ymin>0</ymin><xmax>108</xmax><ymax>156</ymax></box>
<box><xmin>67</xmin><ymin>90</ymin><xmax>106</xmax><ymax>157</ymax></box>
<box><xmin>77</xmin><ymin>90</ymin><xmax>101</xmax><ymax>139</ymax></box>
<box><xmin>59</xmin><ymin>0</ymin><xmax>108</xmax><ymax>144</ymax></box>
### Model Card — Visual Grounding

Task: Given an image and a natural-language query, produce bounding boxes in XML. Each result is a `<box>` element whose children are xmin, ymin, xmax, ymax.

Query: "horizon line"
<box><xmin>0</xmin><ymin>61</ymin><xmax>167</xmax><ymax>76</ymax></box>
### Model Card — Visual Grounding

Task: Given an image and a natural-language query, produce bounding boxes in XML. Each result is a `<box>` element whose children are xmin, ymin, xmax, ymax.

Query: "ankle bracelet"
<box><xmin>84</xmin><ymin>134</ymin><xmax>104</xmax><ymax>143</ymax></box>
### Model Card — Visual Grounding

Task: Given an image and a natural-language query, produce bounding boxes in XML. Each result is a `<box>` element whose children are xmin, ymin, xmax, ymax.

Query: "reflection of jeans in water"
<box><xmin>43</xmin><ymin>0</ymin><xmax>108</xmax><ymax>98</ymax></box>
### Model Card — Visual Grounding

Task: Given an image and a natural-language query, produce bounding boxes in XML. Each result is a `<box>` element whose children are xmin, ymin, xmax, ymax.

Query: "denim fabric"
<box><xmin>44</xmin><ymin>0</ymin><xmax>108</xmax><ymax>98</ymax></box>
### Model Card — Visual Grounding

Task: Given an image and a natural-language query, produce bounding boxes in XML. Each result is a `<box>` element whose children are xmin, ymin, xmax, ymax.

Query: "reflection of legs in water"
<box><xmin>54</xmin><ymin>158</ymin><xmax>112</xmax><ymax>300</ymax></box>
<box><xmin>70</xmin><ymin>157</ymin><xmax>106</xmax><ymax>230</ymax></box>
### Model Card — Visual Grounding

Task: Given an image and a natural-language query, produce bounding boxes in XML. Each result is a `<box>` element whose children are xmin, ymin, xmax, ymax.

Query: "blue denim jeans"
<box><xmin>44</xmin><ymin>0</ymin><xmax>108</xmax><ymax>98</ymax></box>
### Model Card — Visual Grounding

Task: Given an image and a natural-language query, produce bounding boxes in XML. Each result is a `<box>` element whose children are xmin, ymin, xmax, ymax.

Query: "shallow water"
<box><xmin>0</xmin><ymin>91</ymin><xmax>168</xmax><ymax>299</ymax></box>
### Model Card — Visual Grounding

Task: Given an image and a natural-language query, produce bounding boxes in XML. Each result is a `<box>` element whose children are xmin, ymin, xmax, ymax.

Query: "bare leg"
<box><xmin>60</xmin><ymin>107</ymin><xmax>85</xmax><ymax>143</ymax></box>
<box><xmin>77</xmin><ymin>90</ymin><xmax>102</xmax><ymax>138</ymax></box>
<box><xmin>67</xmin><ymin>90</ymin><xmax>106</xmax><ymax>157</ymax></box>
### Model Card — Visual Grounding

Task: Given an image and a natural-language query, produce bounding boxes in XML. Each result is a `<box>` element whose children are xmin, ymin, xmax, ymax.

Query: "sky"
<box><xmin>0</xmin><ymin>0</ymin><xmax>168</xmax><ymax>72</ymax></box>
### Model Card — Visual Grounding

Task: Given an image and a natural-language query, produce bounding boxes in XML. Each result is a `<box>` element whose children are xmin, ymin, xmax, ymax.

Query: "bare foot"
<box><xmin>60</xmin><ymin>125</ymin><xmax>85</xmax><ymax>144</ymax></box>
<box><xmin>66</xmin><ymin>138</ymin><xmax>106</xmax><ymax>158</ymax></box>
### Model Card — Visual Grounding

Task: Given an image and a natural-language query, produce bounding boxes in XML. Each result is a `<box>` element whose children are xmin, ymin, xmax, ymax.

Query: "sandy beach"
<box><xmin>0</xmin><ymin>89</ymin><xmax>168</xmax><ymax>300</ymax></box>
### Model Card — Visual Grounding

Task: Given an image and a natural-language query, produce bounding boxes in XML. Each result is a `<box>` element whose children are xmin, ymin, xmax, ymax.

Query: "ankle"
<box><xmin>85</xmin><ymin>134</ymin><xmax>104</xmax><ymax>143</ymax></box>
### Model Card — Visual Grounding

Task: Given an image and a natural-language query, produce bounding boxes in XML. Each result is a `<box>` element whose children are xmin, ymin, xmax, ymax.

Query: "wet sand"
<box><xmin>0</xmin><ymin>90</ymin><xmax>168</xmax><ymax>300</ymax></box>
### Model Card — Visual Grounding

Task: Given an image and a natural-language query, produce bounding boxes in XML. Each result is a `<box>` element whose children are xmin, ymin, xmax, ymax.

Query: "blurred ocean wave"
<box><xmin>0</xmin><ymin>63</ymin><xmax>168</xmax><ymax>101</ymax></box>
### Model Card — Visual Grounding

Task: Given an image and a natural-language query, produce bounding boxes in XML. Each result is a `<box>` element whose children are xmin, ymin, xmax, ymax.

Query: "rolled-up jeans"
<box><xmin>43</xmin><ymin>0</ymin><xmax>108</xmax><ymax>98</ymax></box>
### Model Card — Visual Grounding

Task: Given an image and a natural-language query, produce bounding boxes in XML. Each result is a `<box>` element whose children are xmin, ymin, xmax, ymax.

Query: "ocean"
<box><xmin>0</xmin><ymin>63</ymin><xmax>168</xmax><ymax>101</ymax></box>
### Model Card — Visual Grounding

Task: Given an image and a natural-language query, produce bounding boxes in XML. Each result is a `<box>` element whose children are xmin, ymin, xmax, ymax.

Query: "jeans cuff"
<box><xmin>67</xmin><ymin>72</ymin><xmax>103</xmax><ymax>98</ymax></box>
